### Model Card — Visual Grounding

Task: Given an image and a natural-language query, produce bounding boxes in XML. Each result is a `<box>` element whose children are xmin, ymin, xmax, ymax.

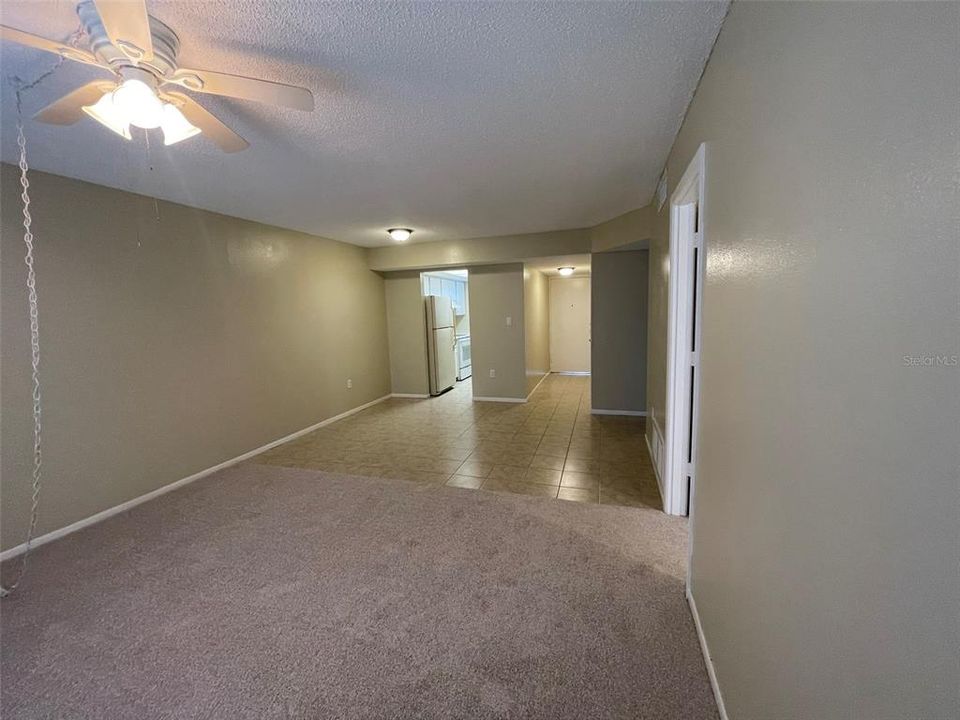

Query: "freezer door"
<box><xmin>430</xmin><ymin>327</ymin><xmax>457</xmax><ymax>394</ymax></box>
<box><xmin>427</xmin><ymin>295</ymin><xmax>455</xmax><ymax>329</ymax></box>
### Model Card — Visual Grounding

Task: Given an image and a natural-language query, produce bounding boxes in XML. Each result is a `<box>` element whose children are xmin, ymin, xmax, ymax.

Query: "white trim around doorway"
<box><xmin>664</xmin><ymin>142</ymin><xmax>707</xmax><ymax>521</ymax></box>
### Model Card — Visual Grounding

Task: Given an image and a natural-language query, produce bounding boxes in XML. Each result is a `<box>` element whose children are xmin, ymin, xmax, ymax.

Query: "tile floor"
<box><xmin>254</xmin><ymin>374</ymin><xmax>662</xmax><ymax>509</ymax></box>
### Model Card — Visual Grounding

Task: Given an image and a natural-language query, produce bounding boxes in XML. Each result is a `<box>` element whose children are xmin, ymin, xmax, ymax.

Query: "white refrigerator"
<box><xmin>425</xmin><ymin>295</ymin><xmax>457</xmax><ymax>395</ymax></box>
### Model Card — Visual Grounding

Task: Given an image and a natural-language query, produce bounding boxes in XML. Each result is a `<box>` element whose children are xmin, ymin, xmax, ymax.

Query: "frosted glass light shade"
<box><xmin>159</xmin><ymin>104</ymin><xmax>201</xmax><ymax>146</ymax></box>
<box><xmin>82</xmin><ymin>93</ymin><xmax>132</xmax><ymax>140</ymax></box>
<box><xmin>112</xmin><ymin>78</ymin><xmax>164</xmax><ymax>129</ymax></box>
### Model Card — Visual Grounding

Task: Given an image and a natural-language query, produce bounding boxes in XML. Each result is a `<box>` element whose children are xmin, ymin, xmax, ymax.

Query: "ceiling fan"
<box><xmin>0</xmin><ymin>0</ymin><xmax>314</xmax><ymax>152</ymax></box>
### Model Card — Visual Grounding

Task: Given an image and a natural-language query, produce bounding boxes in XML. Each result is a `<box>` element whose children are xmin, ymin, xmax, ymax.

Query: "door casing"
<box><xmin>664</xmin><ymin>142</ymin><xmax>707</xmax><ymax>550</ymax></box>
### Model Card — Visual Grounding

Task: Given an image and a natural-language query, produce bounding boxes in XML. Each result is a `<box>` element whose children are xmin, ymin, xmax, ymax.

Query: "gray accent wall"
<box><xmin>0</xmin><ymin>166</ymin><xmax>391</xmax><ymax>552</ymax></box>
<box><xmin>647</xmin><ymin>3</ymin><xmax>959</xmax><ymax>717</ymax></box>
<box><xmin>591</xmin><ymin>251</ymin><xmax>648</xmax><ymax>412</ymax></box>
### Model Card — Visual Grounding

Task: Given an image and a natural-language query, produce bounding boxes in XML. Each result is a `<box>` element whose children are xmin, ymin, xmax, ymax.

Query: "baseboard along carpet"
<box><xmin>1</xmin><ymin>463</ymin><xmax>718</xmax><ymax>719</ymax></box>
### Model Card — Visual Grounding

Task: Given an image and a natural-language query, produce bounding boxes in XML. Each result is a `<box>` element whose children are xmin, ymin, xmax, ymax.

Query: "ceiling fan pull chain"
<box><xmin>1</xmin><ymin>85</ymin><xmax>50</xmax><ymax>599</ymax></box>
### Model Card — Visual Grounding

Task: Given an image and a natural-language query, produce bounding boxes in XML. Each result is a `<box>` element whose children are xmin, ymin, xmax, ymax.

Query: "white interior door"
<box><xmin>549</xmin><ymin>277</ymin><xmax>591</xmax><ymax>373</ymax></box>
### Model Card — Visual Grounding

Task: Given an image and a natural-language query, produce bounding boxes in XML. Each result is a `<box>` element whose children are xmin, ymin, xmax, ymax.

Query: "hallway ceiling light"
<box><xmin>388</xmin><ymin>228</ymin><xmax>413</xmax><ymax>242</ymax></box>
<box><xmin>558</xmin><ymin>266</ymin><xmax>575</xmax><ymax>276</ymax></box>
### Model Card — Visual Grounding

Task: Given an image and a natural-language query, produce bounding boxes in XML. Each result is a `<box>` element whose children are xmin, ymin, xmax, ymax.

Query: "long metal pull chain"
<box><xmin>1</xmin><ymin>89</ymin><xmax>49</xmax><ymax>598</ymax></box>
<box><xmin>1</xmin><ymin>31</ymin><xmax>80</xmax><ymax>597</ymax></box>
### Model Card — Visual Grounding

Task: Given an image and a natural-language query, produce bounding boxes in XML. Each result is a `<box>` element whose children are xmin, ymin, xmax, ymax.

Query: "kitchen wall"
<box><xmin>0</xmin><ymin>166</ymin><xmax>391</xmax><ymax>552</ymax></box>
<box><xmin>469</xmin><ymin>264</ymin><xmax>527</xmax><ymax>400</ymax></box>
<box><xmin>647</xmin><ymin>3</ymin><xmax>959</xmax><ymax>718</ymax></box>
<box><xmin>522</xmin><ymin>267</ymin><xmax>550</xmax><ymax>395</ymax></box>
<box><xmin>592</xmin><ymin>251</ymin><xmax>648</xmax><ymax>412</ymax></box>
<box><xmin>384</xmin><ymin>271</ymin><xmax>429</xmax><ymax>396</ymax></box>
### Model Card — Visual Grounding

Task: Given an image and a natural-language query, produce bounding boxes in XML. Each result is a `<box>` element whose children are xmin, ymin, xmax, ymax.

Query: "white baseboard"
<box><xmin>525</xmin><ymin>372</ymin><xmax>549</xmax><ymax>399</ymax></box>
<box><xmin>390</xmin><ymin>393</ymin><xmax>429</xmax><ymax>399</ymax></box>
<box><xmin>648</xmin><ymin>414</ymin><xmax>665</xmax><ymax>501</ymax></box>
<box><xmin>590</xmin><ymin>408</ymin><xmax>647</xmax><ymax>416</ymax></box>
<box><xmin>551</xmin><ymin>370</ymin><xmax>590</xmax><ymax>376</ymax></box>
<box><xmin>0</xmin><ymin>393</ymin><xmax>392</xmax><ymax>562</ymax></box>
<box><xmin>645</xmin><ymin>431</ymin><xmax>664</xmax><ymax>502</ymax></box>
<box><xmin>687</xmin><ymin>589</ymin><xmax>729</xmax><ymax>720</ymax></box>
<box><xmin>473</xmin><ymin>396</ymin><xmax>526</xmax><ymax>403</ymax></box>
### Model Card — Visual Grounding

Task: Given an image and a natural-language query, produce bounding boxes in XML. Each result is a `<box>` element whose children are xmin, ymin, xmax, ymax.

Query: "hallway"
<box><xmin>255</xmin><ymin>375</ymin><xmax>662</xmax><ymax>509</ymax></box>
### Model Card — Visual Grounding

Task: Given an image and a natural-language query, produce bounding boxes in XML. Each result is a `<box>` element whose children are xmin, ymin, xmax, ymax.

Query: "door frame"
<box><xmin>664</xmin><ymin>143</ymin><xmax>707</xmax><ymax>525</ymax></box>
<box><xmin>548</xmin><ymin>275</ymin><xmax>592</xmax><ymax>374</ymax></box>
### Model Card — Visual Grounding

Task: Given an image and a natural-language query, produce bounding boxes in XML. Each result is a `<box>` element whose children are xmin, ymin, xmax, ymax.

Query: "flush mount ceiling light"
<box><xmin>0</xmin><ymin>0</ymin><xmax>315</xmax><ymax>153</ymax></box>
<box><xmin>387</xmin><ymin>228</ymin><xmax>413</xmax><ymax>242</ymax></box>
<box><xmin>558</xmin><ymin>266</ymin><xmax>575</xmax><ymax>276</ymax></box>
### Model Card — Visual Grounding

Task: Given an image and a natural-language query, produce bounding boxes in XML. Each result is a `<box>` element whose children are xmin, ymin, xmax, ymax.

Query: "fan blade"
<box><xmin>163</xmin><ymin>91</ymin><xmax>249</xmax><ymax>153</ymax></box>
<box><xmin>93</xmin><ymin>0</ymin><xmax>154</xmax><ymax>61</ymax></box>
<box><xmin>34</xmin><ymin>82</ymin><xmax>115</xmax><ymax>125</ymax></box>
<box><xmin>1</xmin><ymin>25</ymin><xmax>101</xmax><ymax>66</ymax></box>
<box><xmin>167</xmin><ymin>68</ymin><xmax>314</xmax><ymax>111</ymax></box>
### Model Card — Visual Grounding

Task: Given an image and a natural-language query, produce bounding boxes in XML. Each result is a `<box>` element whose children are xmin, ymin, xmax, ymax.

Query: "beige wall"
<box><xmin>368</xmin><ymin>208</ymin><xmax>655</xmax><ymax>273</ymax></box>
<box><xmin>0</xmin><ymin>166</ymin><xmax>391</xmax><ymax>551</ymax></box>
<box><xmin>592</xmin><ymin>251</ymin><xmax>647</xmax><ymax>412</ymax></box>
<box><xmin>647</xmin><ymin>3</ymin><xmax>959</xmax><ymax>718</ymax></box>
<box><xmin>367</xmin><ymin>228</ymin><xmax>591</xmax><ymax>272</ymax></box>
<box><xmin>589</xmin><ymin>205</ymin><xmax>652</xmax><ymax>253</ymax></box>
<box><xmin>522</xmin><ymin>267</ymin><xmax>550</xmax><ymax>395</ymax></box>
<box><xmin>383</xmin><ymin>272</ymin><xmax>429</xmax><ymax>396</ymax></box>
<box><xmin>469</xmin><ymin>264</ymin><xmax>526</xmax><ymax>400</ymax></box>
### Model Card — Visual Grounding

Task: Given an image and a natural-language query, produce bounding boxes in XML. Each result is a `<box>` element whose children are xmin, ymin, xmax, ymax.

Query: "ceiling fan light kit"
<box><xmin>79</xmin><ymin>66</ymin><xmax>201</xmax><ymax>145</ymax></box>
<box><xmin>1</xmin><ymin>0</ymin><xmax>315</xmax><ymax>153</ymax></box>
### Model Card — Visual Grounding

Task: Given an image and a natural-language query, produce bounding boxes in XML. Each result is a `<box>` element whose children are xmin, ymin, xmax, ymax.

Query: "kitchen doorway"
<box><xmin>421</xmin><ymin>269</ymin><xmax>471</xmax><ymax>395</ymax></box>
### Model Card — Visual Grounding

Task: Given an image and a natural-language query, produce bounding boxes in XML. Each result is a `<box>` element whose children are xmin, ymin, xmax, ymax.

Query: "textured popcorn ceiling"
<box><xmin>0</xmin><ymin>1</ymin><xmax>727</xmax><ymax>246</ymax></box>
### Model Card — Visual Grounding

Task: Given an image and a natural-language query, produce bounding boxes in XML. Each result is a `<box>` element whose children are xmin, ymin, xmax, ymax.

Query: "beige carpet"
<box><xmin>1</xmin><ymin>463</ymin><xmax>718</xmax><ymax>719</ymax></box>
